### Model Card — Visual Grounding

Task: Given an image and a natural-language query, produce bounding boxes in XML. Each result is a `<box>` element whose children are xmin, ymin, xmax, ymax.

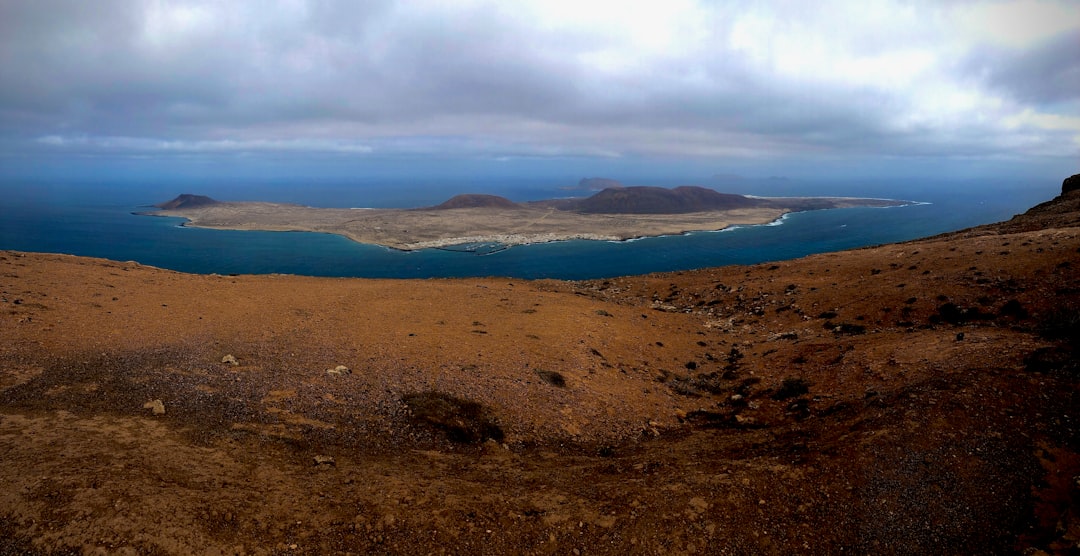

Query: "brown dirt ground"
<box><xmin>1</xmin><ymin>192</ymin><xmax>1078</xmax><ymax>554</ymax></box>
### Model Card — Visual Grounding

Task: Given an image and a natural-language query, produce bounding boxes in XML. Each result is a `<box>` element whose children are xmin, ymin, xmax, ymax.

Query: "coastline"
<box><xmin>144</xmin><ymin>202</ymin><xmax>807</xmax><ymax>251</ymax></box>
<box><xmin>149</xmin><ymin>213</ymin><xmax>774</xmax><ymax>251</ymax></box>
<box><xmin>143</xmin><ymin>194</ymin><xmax>909</xmax><ymax>252</ymax></box>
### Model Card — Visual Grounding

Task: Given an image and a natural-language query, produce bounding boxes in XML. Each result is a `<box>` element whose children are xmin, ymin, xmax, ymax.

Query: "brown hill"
<box><xmin>154</xmin><ymin>193</ymin><xmax>219</xmax><ymax>210</ymax></box>
<box><xmin>428</xmin><ymin>193</ymin><xmax>520</xmax><ymax>210</ymax></box>
<box><xmin>1</xmin><ymin>182</ymin><xmax>1078</xmax><ymax>554</ymax></box>
<box><xmin>548</xmin><ymin>185</ymin><xmax>761</xmax><ymax>214</ymax></box>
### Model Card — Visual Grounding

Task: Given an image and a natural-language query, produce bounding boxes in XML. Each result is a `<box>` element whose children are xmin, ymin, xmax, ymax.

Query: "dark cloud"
<box><xmin>0</xmin><ymin>0</ymin><xmax>1076</xmax><ymax>177</ymax></box>
<box><xmin>971</xmin><ymin>30</ymin><xmax>1080</xmax><ymax>105</ymax></box>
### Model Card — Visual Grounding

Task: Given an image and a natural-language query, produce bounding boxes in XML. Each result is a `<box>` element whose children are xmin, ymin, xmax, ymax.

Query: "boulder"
<box><xmin>143</xmin><ymin>399</ymin><xmax>166</xmax><ymax>415</ymax></box>
<box><xmin>222</xmin><ymin>354</ymin><xmax>239</xmax><ymax>366</ymax></box>
<box><xmin>1063</xmin><ymin>174</ymin><xmax>1080</xmax><ymax>195</ymax></box>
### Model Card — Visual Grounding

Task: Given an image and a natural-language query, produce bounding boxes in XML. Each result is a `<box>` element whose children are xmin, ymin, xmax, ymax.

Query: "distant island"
<box><xmin>142</xmin><ymin>185</ymin><xmax>908</xmax><ymax>251</ymax></box>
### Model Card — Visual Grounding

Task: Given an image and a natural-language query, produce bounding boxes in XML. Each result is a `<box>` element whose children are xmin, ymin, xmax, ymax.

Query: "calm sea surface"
<box><xmin>0</xmin><ymin>178</ymin><xmax>1059</xmax><ymax>280</ymax></box>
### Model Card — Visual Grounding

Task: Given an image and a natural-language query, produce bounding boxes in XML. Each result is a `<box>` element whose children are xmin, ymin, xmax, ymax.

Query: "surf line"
<box><xmin>433</xmin><ymin>243</ymin><xmax>510</xmax><ymax>256</ymax></box>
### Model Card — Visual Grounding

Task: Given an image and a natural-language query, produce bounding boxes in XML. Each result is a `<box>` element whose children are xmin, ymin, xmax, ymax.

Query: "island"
<box><xmin>142</xmin><ymin>185</ymin><xmax>908</xmax><ymax>251</ymax></box>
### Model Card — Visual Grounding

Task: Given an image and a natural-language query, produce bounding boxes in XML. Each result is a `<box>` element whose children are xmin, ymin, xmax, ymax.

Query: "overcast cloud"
<box><xmin>0</xmin><ymin>0</ymin><xmax>1077</xmax><ymax>179</ymax></box>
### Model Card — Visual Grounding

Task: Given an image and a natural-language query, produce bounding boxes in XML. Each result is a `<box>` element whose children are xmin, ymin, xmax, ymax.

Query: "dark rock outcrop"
<box><xmin>1063</xmin><ymin>173</ymin><xmax>1080</xmax><ymax>195</ymax></box>
<box><xmin>155</xmin><ymin>194</ymin><xmax>219</xmax><ymax>210</ymax></box>
<box><xmin>429</xmin><ymin>194</ymin><xmax>520</xmax><ymax>210</ymax></box>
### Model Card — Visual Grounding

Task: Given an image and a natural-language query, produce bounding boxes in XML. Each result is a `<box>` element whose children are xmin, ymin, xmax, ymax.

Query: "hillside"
<box><xmin>1</xmin><ymin>179</ymin><xmax>1078</xmax><ymax>554</ymax></box>
<box><xmin>428</xmin><ymin>194</ymin><xmax>520</xmax><ymax>210</ymax></box>
<box><xmin>154</xmin><ymin>193</ymin><xmax>220</xmax><ymax>210</ymax></box>
<box><xmin>564</xmin><ymin>185</ymin><xmax>759</xmax><ymax>214</ymax></box>
<box><xmin>532</xmin><ymin>185</ymin><xmax>900</xmax><ymax>214</ymax></box>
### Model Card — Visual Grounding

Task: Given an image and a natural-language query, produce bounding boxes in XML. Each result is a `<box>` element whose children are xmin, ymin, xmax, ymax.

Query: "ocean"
<box><xmin>0</xmin><ymin>177</ymin><xmax>1060</xmax><ymax>280</ymax></box>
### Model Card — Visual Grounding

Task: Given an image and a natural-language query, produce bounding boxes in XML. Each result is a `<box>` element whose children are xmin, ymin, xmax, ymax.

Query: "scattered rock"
<box><xmin>936</xmin><ymin>302</ymin><xmax>993</xmax><ymax>325</ymax></box>
<box><xmin>999</xmin><ymin>299</ymin><xmax>1029</xmax><ymax>319</ymax></box>
<box><xmin>734</xmin><ymin>414</ymin><xmax>757</xmax><ymax>426</ymax></box>
<box><xmin>651</xmin><ymin>301</ymin><xmax>678</xmax><ymax>312</ymax></box>
<box><xmin>402</xmin><ymin>391</ymin><xmax>504</xmax><ymax>443</ymax></box>
<box><xmin>221</xmin><ymin>354</ymin><xmax>239</xmax><ymax>366</ymax></box>
<box><xmin>772</xmin><ymin>378</ymin><xmax>810</xmax><ymax>400</ymax></box>
<box><xmin>313</xmin><ymin>455</ymin><xmax>336</xmax><ymax>467</ymax></box>
<box><xmin>143</xmin><ymin>399</ymin><xmax>166</xmax><ymax>415</ymax></box>
<box><xmin>327</xmin><ymin>365</ymin><xmax>351</xmax><ymax>376</ymax></box>
<box><xmin>535</xmin><ymin>369</ymin><xmax>566</xmax><ymax>387</ymax></box>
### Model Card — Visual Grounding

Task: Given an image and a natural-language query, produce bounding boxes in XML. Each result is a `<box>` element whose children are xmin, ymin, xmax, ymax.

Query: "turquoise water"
<box><xmin>0</xmin><ymin>178</ymin><xmax>1059</xmax><ymax>279</ymax></box>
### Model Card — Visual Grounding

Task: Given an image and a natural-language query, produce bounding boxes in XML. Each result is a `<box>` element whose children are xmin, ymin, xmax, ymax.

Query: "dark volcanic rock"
<box><xmin>429</xmin><ymin>194</ymin><xmax>520</xmax><ymax>210</ymax></box>
<box><xmin>567</xmin><ymin>186</ymin><xmax>761</xmax><ymax>214</ymax></box>
<box><xmin>155</xmin><ymin>194</ymin><xmax>219</xmax><ymax>210</ymax></box>
<box><xmin>1063</xmin><ymin>173</ymin><xmax>1080</xmax><ymax>195</ymax></box>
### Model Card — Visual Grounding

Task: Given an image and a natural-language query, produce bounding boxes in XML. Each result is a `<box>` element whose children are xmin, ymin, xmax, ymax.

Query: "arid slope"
<box><xmin>1</xmin><ymin>188</ymin><xmax>1078</xmax><ymax>554</ymax></box>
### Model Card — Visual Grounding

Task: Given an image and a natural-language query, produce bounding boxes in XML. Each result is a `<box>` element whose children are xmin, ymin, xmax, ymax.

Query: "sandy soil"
<box><xmin>147</xmin><ymin>196</ymin><xmax>898</xmax><ymax>250</ymax></box>
<box><xmin>1</xmin><ymin>192</ymin><xmax>1078</xmax><ymax>554</ymax></box>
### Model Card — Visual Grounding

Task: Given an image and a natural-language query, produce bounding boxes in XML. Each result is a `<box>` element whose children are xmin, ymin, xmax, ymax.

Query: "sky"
<box><xmin>0</xmin><ymin>0</ymin><xmax>1078</xmax><ymax>183</ymax></box>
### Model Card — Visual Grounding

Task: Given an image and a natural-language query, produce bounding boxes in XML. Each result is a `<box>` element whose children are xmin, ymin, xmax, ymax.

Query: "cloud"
<box><xmin>968</xmin><ymin>30</ymin><xmax>1080</xmax><ymax>105</ymax></box>
<box><xmin>0</xmin><ymin>0</ymin><xmax>1077</xmax><ymax>176</ymax></box>
<box><xmin>34</xmin><ymin>135</ymin><xmax>373</xmax><ymax>154</ymax></box>
<box><xmin>951</xmin><ymin>0</ymin><xmax>1080</xmax><ymax>49</ymax></box>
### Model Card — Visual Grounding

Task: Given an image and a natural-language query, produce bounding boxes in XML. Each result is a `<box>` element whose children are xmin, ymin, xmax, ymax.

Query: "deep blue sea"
<box><xmin>0</xmin><ymin>177</ymin><xmax>1060</xmax><ymax>280</ymax></box>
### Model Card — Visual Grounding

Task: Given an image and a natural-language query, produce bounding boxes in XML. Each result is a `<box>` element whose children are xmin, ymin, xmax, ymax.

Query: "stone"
<box><xmin>327</xmin><ymin>365</ymin><xmax>351</xmax><ymax>376</ymax></box>
<box><xmin>735</xmin><ymin>414</ymin><xmax>757</xmax><ymax>426</ymax></box>
<box><xmin>143</xmin><ymin>399</ymin><xmax>166</xmax><ymax>415</ymax></box>
<box><xmin>314</xmin><ymin>455</ymin><xmax>336</xmax><ymax>466</ymax></box>
<box><xmin>221</xmin><ymin>354</ymin><xmax>239</xmax><ymax>366</ymax></box>
<box><xmin>1063</xmin><ymin>173</ymin><xmax>1080</xmax><ymax>195</ymax></box>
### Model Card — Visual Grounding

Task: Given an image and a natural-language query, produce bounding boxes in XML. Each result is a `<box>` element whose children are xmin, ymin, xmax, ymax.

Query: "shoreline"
<box><xmin>144</xmin><ymin>195</ymin><xmax>909</xmax><ymax>252</ymax></box>
<box><xmin>147</xmin><ymin>209</ymin><xmax>801</xmax><ymax>252</ymax></box>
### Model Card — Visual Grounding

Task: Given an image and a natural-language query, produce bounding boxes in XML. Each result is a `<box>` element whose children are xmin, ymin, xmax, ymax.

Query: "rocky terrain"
<box><xmin>1</xmin><ymin>179</ymin><xmax>1078</xmax><ymax>554</ymax></box>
